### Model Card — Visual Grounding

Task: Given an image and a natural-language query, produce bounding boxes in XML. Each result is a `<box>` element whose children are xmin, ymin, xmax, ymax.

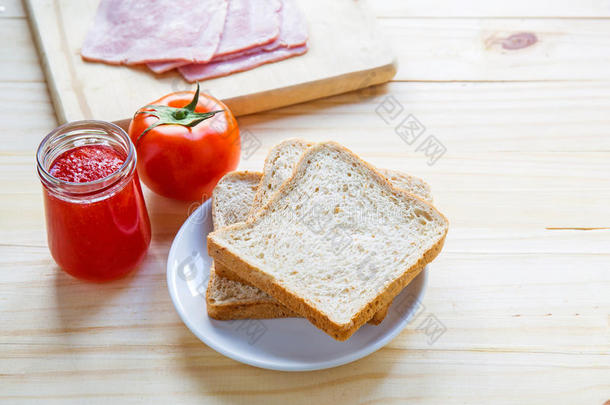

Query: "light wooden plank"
<box><xmin>9</xmin><ymin>15</ymin><xmax>610</xmax><ymax>88</ymax></box>
<box><xmin>7</xmin><ymin>0</ymin><xmax>610</xmax><ymax>19</ymax></box>
<box><xmin>0</xmin><ymin>82</ymin><xmax>57</xmax><ymax>147</ymax></box>
<box><xmin>370</xmin><ymin>0</ymin><xmax>610</xmax><ymax>18</ymax></box>
<box><xmin>1</xmin><ymin>346</ymin><xmax>608</xmax><ymax>404</ymax></box>
<box><xmin>381</xmin><ymin>18</ymin><xmax>610</xmax><ymax>81</ymax></box>
<box><xmin>0</xmin><ymin>19</ymin><xmax>45</xmax><ymax>82</ymax></box>
<box><xmin>236</xmin><ymin>81</ymin><xmax>610</xmax><ymax>153</ymax></box>
<box><xmin>6</xmin><ymin>78</ymin><xmax>610</xmax><ymax>154</ymax></box>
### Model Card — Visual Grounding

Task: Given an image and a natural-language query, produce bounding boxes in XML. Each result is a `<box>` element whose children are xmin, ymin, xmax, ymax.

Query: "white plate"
<box><xmin>167</xmin><ymin>201</ymin><xmax>428</xmax><ymax>371</ymax></box>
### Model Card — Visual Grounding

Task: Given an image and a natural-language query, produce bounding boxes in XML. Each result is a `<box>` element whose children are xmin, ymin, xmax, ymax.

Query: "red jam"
<box><xmin>49</xmin><ymin>145</ymin><xmax>125</xmax><ymax>183</ymax></box>
<box><xmin>42</xmin><ymin>144</ymin><xmax>151</xmax><ymax>282</ymax></box>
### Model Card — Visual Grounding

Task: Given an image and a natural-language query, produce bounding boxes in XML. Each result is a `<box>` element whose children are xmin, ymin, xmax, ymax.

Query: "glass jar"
<box><xmin>36</xmin><ymin>120</ymin><xmax>151</xmax><ymax>282</ymax></box>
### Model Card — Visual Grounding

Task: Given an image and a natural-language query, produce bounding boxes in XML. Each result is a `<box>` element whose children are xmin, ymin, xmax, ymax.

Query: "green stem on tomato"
<box><xmin>135</xmin><ymin>83</ymin><xmax>224</xmax><ymax>143</ymax></box>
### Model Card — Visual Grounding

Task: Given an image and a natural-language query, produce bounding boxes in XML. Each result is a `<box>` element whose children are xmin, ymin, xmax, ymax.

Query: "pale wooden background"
<box><xmin>1</xmin><ymin>0</ymin><xmax>609</xmax><ymax>404</ymax></box>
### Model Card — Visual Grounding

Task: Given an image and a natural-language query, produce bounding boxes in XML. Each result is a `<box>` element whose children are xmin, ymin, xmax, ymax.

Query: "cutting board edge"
<box><xmin>24</xmin><ymin>0</ymin><xmax>66</xmax><ymax>126</ymax></box>
<box><xmin>224</xmin><ymin>60</ymin><xmax>398</xmax><ymax>117</ymax></box>
<box><xmin>110</xmin><ymin>59</ymin><xmax>398</xmax><ymax>130</ymax></box>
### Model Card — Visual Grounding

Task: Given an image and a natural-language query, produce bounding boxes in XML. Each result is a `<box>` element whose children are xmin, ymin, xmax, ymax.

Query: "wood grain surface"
<box><xmin>1</xmin><ymin>0</ymin><xmax>609</xmax><ymax>404</ymax></box>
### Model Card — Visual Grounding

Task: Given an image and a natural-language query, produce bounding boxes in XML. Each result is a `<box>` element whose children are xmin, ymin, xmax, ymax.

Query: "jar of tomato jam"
<box><xmin>36</xmin><ymin>120</ymin><xmax>151</xmax><ymax>282</ymax></box>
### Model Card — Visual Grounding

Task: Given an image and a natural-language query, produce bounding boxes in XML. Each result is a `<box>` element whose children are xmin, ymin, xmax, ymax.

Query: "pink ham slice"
<box><xmin>147</xmin><ymin>38</ymin><xmax>283</xmax><ymax>75</ymax></box>
<box><xmin>147</xmin><ymin>61</ymin><xmax>187</xmax><ymax>75</ymax></box>
<box><xmin>148</xmin><ymin>0</ymin><xmax>282</xmax><ymax>74</ymax></box>
<box><xmin>214</xmin><ymin>0</ymin><xmax>281</xmax><ymax>57</ymax></box>
<box><xmin>177</xmin><ymin>0</ymin><xmax>309</xmax><ymax>82</ymax></box>
<box><xmin>266</xmin><ymin>0</ymin><xmax>308</xmax><ymax>50</ymax></box>
<box><xmin>147</xmin><ymin>39</ymin><xmax>284</xmax><ymax>75</ymax></box>
<box><xmin>179</xmin><ymin>45</ymin><xmax>307</xmax><ymax>82</ymax></box>
<box><xmin>81</xmin><ymin>0</ymin><xmax>228</xmax><ymax>65</ymax></box>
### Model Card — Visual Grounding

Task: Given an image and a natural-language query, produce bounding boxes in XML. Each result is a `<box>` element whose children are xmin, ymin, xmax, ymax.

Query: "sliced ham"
<box><xmin>176</xmin><ymin>0</ymin><xmax>309</xmax><ymax>82</ymax></box>
<box><xmin>266</xmin><ymin>0</ymin><xmax>308</xmax><ymax>49</ymax></box>
<box><xmin>81</xmin><ymin>0</ymin><xmax>228</xmax><ymax>65</ymax></box>
<box><xmin>179</xmin><ymin>45</ymin><xmax>307</xmax><ymax>82</ymax></box>
<box><xmin>147</xmin><ymin>39</ymin><xmax>283</xmax><ymax>75</ymax></box>
<box><xmin>214</xmin><ymin>0</ymin><xmax>282</xmax><ymax>57</ymax></box>
<box><xmin>147</xmin><ymin>60</ymin><xmax>191</xmax><ymax>75</ymax></box>
<box><xmin>147</xmin><ymin>0</ymin><xmax>282</xmax><ymax>74</ymax></box>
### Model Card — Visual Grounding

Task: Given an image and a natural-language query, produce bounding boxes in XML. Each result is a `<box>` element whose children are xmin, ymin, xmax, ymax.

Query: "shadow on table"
<box><xmin>172</xmin><ymin>324</ymin><xmax>399</xmax><ymax>405</ymax></box>
<box><xmin>50</xmin><ymin>180</ymin><xmax>212</xmax><ymax>351</ymax></box>
<box><xmin>51</xmin><ymin>244</ymin><xmax>162</xmax><ymax>332</ymax></box>
<box><xmin>236</xmin><ymin>82</ymin><xmax>392</xmax><ymax>127</ymax></box>
<box><xmin>51</xmin><ymin>191</ymin><xmax>187</xmax><ymax>336</ymax></box>
<box><xmin>52</xmin><ymin>267</ymin><xmax>134</xmax><ymax>344</ymax></box>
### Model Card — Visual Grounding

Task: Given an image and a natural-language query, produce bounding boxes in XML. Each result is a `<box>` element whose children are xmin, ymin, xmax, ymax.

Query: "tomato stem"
<box><xmin>135</xmin><ymin>83</ymin><xmax>224</xmax><ymax>143</ymax></box>
<box><xmin>173</xmin><ymin>109</ymin><xmax>188</xmax><ymax>120</ymax></box>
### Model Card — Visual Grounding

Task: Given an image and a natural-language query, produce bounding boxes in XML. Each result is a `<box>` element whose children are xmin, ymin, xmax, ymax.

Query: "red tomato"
<box><xmin>128</xmin><ymin>85</ymin><xmax>240</xmax><ymax>201</ymax></box>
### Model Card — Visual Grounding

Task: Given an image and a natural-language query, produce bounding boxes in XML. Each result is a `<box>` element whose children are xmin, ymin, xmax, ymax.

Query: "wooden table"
<box><xmin>2</xmin><ymin>1</ymin><xmax>609</xmax><ymax>403</ymax></box>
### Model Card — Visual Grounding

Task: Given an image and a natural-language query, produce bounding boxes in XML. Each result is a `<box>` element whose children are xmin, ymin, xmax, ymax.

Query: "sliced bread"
<box><xmin>206</xmin><ymin>264</ymin><xmax>298</xmax><ymax>319</ymax></box>
<box><xmin>207</xmin><ymin>142</ymin><xmax>434</xmax><ymax>323</ymax></box>
<box><xmin>249</xmin><ymin>138</ymin><xmax>313</xmax><ymax>214</ymax></box>
<box><xmin>211</xmin><ymin>171</ymin><xmax>262</xmax><ymax>230</ymax></box>
<box><xmin>378</xmin><ymin>168</ymin><xmax>433</xmax><ymax>204</ymax></box>
<box><xmin>207</xmin><ymin>171</ymin><xmax>298</xmax><ymax>319</ymax></box>
<box><xmin>208</xmin><ymin>142</ymin><xmax>449</xmax><ymax>340</ymax></box>
<box><xmin>215</xmin><ymin>139</ymin><xmax>433</xmax><ymax>324</ymax></box>
<box><xmin>207</xmin><ymin>167</ymin><xmax>389</xmax><ymax>322</ymax></box>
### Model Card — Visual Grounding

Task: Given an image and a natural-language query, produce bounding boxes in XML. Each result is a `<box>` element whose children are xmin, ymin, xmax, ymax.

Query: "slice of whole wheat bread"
<box><xmin>213</xmin><ymin>139</ymin><xmax>313</xmax><ymax>286</ymax></box>
<box><xmin>378</xmin><ymin>168</ymin><xmax>433</xmax><ymax>204</ymax></box>
<box><xmin>208</xmin><ymin>142</ymin><xmax>449</xmax><ymax>340</ymax></box>
<box><xmin>211</xmin><ymin>171</ymin><xmax>261</xmax><ymax>230</ymax></box>
<box><xmin>206</xmin><ymin>264</ymin><xmax>298</xmax><ymax>319</ymax></box>
<box><xmin>216</xmin><ymin>139</ymin><xmax>429</xmax><ymax>324</ymax></box>
<box><xmin>207</xmin><ymin>171</ymin><xmax>298</xmax><ymax>319</ymax></box>
<box><xmin>208</xmin><ymin>140</ymin><xmax>434</xmax><ymax>324</ymax></box>
<box><xmin>249</xmin><ymin>139</ymin><xmax>314</xmax><ymax>215</ymax></box>
<box><xmin>207</xmin><ymin>143</ymin><xmax>434</xmax><ymax>323</ymax></box>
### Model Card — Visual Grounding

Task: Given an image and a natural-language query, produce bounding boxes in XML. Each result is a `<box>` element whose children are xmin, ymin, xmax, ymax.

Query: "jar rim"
<box><xmin>36</xmin><ymin>120</ymin><xmax>136</xmax><ymax>193</ymax></box>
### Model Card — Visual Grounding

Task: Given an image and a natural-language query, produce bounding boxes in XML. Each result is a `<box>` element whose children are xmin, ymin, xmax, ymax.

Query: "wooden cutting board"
<box><xmin>24</xmin><ymin>0</ymin><xmax>396</xmax><ymax>125</ymax></box>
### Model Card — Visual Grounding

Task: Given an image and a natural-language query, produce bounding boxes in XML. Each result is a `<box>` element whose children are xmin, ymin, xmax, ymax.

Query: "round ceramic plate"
<box><xmin>167</xmin><ymin>201</ymin><xmax>428</xmax><ymax>371</ymax></box>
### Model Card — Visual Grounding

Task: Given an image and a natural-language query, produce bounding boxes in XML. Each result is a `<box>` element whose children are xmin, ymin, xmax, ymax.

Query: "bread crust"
<box><xmin>368</xmin><ymin>303</ymin><xmax>389</xmax><ymax>325</ymax></box>
<box><xmin>210</xmin><ymin>234</ymin><xmax>444</xmax><ymax>340</ymax></box>
<box><xmin>207</xmin><ymin>303</ymin><xmax>298</xmax><ymax>320</ymax></box>
<box><xmin>214</xmin><ymin>261</ymin><xmax>250</xmax><ymax>283</ymax></box>
<box><xmin>215</xmin><ymin>252</ymin><xmax>392</xmax><ymax>325</ymax></box>
<box><xmin>208</xmin><ymin>141</ymin><xmax>449</xmax><ymax>340</ymax></box>
<box><xmin>206</xmin><ymin>273</ymin><xmax>299</xmax><ymax>320</ymax></box>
